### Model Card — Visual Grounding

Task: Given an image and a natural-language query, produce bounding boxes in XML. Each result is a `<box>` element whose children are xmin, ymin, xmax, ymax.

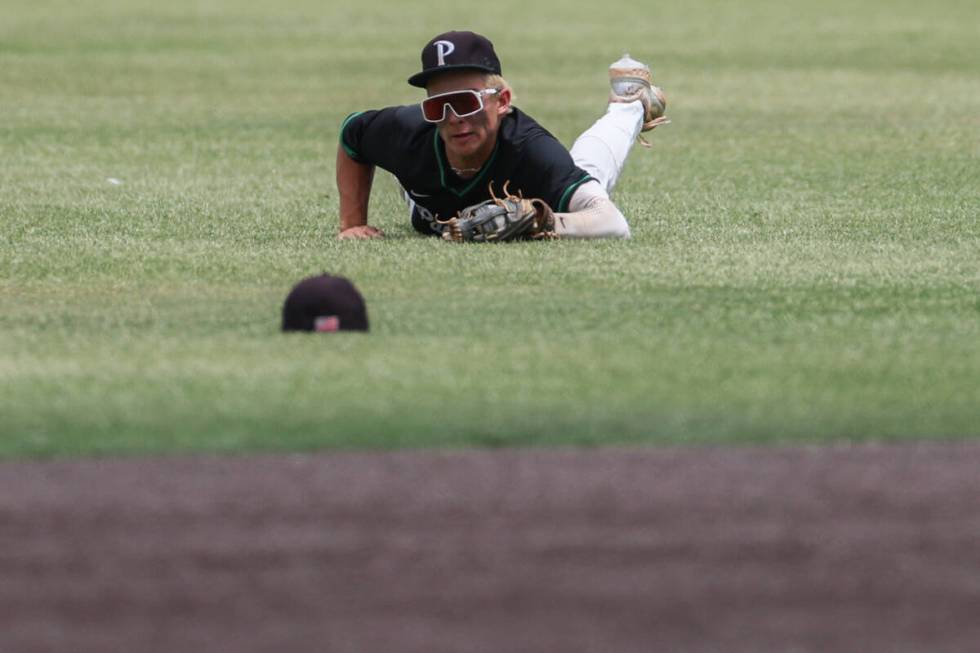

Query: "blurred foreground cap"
<box><xmin>281</xmin><ymin>274</ymin><xmax>369</xmax><ymax>333</ymax></box>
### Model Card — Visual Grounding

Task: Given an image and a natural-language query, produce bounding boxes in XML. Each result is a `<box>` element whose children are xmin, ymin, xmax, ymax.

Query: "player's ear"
<box><xmin>495</xmin><ymin>87</ymin><xmax>512</xmax><ymax>115</ymax></box>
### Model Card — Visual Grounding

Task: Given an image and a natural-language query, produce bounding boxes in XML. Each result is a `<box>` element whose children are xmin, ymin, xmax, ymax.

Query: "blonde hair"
<box><xmin>484</xmin><ymin>74</ymin><xmax>515</xmax><ymax>113</ymax></box>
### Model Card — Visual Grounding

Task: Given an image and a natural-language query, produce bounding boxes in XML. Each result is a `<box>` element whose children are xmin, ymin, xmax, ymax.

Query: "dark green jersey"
<box><xmin>341</xmin><ymin>106</ymin><xmax>593</xmax><ymax>235</ymax></box>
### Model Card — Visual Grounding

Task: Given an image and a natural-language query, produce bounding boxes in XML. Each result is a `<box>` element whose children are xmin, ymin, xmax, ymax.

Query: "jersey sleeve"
<box><xmin>519</xmin><ymin>133</ymin><xmax>594</xmax><ymax>213</ymax></box>
<box><xmin>339</xmin><ymin>106</ymin><xmax>420</xmax><ymax>169</ymax></box>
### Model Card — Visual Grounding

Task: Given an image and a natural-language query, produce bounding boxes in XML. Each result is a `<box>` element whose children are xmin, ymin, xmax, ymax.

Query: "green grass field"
<box><xmin>2</xmin><ymin>0</ymin><xmax>978</xmax><ymax>458</ymax></box>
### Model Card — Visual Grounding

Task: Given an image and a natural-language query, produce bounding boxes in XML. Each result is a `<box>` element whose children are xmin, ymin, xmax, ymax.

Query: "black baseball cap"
<box><xmin>281</xmin><ymin>274</ymin><xmax>369</xmax><ymax>333</ymax></box>
<box><xmin>408</xmin><ymin>31</ymin><xmax>502</xmax><ymax>88</ymax></box>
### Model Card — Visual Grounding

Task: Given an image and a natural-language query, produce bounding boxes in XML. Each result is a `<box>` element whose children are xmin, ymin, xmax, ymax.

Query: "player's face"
<box><xmin>425</xmin><ymin>71</ymin><xmax>511</xmax><ymax>164</ymax></box>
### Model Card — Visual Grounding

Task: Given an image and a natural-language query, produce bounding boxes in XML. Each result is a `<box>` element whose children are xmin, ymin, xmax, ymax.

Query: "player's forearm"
<box><xmin>554</xmin><ymin>181</ymin><xmax>631</xmax><ymax>239</ymax></box>
<box><xmin>336</xmin><ymin>145</ymin><xmax>376</xmax><ymax>231</ymax></box>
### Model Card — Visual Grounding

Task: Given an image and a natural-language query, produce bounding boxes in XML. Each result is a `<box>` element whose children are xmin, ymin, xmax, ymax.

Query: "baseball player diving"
<box><xmin>336</xmin><ymin>30</ymin><xmax>669</xmax><ymax>242</ymax></box>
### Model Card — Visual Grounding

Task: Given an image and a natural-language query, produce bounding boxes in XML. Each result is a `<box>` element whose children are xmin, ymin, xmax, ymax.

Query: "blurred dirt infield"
<box><xmin>2</xmin><ymin>442</ymin><xmax>979</xmax><ymax>652</ymax></box>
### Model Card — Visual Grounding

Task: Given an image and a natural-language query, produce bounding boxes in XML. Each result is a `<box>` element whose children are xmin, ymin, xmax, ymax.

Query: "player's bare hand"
<box><xmin>647</xmin><ymin>116</ymin><xmax>671</xmax><ymax>130</ymax></box>
<box><xmin>338</xmin><ymin>225</ymin><xmax>385</xmax><ymax>240</ymax></box>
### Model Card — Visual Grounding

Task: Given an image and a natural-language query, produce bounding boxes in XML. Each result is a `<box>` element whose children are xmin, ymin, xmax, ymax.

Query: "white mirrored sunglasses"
<box><xmin>420</xmin><ymin>88</ymin><xmax>501</xmax><ymax>123</ymax></box>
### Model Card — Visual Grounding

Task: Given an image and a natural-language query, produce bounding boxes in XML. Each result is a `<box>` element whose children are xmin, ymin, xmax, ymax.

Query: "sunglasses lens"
<box><xmin>421</xmin><ymin>91</ymin><xmax>483</xmax><ymax>122</ymax></box>
<box><xmin>447</xmin><ymin>92</ymin><xmax>482</xmax><ymax>116</ymax></box>
<box><xmin>421</xmin><ymin>97</ymin><xmax>447</xmax><ymax>122</ymax></box>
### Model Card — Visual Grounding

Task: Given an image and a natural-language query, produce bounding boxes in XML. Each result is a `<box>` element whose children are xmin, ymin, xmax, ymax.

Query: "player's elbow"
<box><xmin>605</xmin><ymin>211</ymin><xmax>631</xmax><ymax>239</ymax></box>
<box><xmin>555</xmin><ymin>198</ymin><xmax>631</xmax><ymax>239</ymax></box>
<box><xmin>593</xmin><ymin>214</ymin><xmax>631</xmax><ymax>239</ymax></box>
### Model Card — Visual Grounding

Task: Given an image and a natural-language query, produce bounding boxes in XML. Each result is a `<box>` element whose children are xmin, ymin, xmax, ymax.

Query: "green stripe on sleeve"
<box><xmin>339</xmin><ymin>111</ymin><xmax>365</xmax><ymax>159</ymax></box>
<box><xmin>558</xmin><ymin>174</ymin><xmax>595</xmax><ymax>212</ymax></box>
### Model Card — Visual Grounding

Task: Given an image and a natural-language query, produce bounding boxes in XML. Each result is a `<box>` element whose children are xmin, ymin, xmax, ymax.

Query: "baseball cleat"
<box><xmin>608</xmin><ymin>53</ymin><xmax>667</xmax><ymax>145</ymax></box>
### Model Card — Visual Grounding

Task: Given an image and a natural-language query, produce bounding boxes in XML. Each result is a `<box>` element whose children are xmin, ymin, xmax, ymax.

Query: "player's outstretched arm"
<box><xmin>336</xmin><ymin>145</ymin><xmax>383</xmax><ymax>240</ymax></box>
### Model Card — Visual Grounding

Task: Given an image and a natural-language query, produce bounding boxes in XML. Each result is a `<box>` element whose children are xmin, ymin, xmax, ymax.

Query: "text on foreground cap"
<box><xmin>407</xmin><ymin>30</ymin><xmax>501</xmax><ymax>88</ymax></box>
<box><xmin>281</xmin><ymin>274</ymin><xmax>369</xmax><ymax>333</ymax></box>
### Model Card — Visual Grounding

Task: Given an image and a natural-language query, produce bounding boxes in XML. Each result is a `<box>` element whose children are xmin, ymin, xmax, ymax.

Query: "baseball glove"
<box><xmin>439</xmin><ymin>181</ymin><xmax>557</xmax><ymax>243</ymax></box>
